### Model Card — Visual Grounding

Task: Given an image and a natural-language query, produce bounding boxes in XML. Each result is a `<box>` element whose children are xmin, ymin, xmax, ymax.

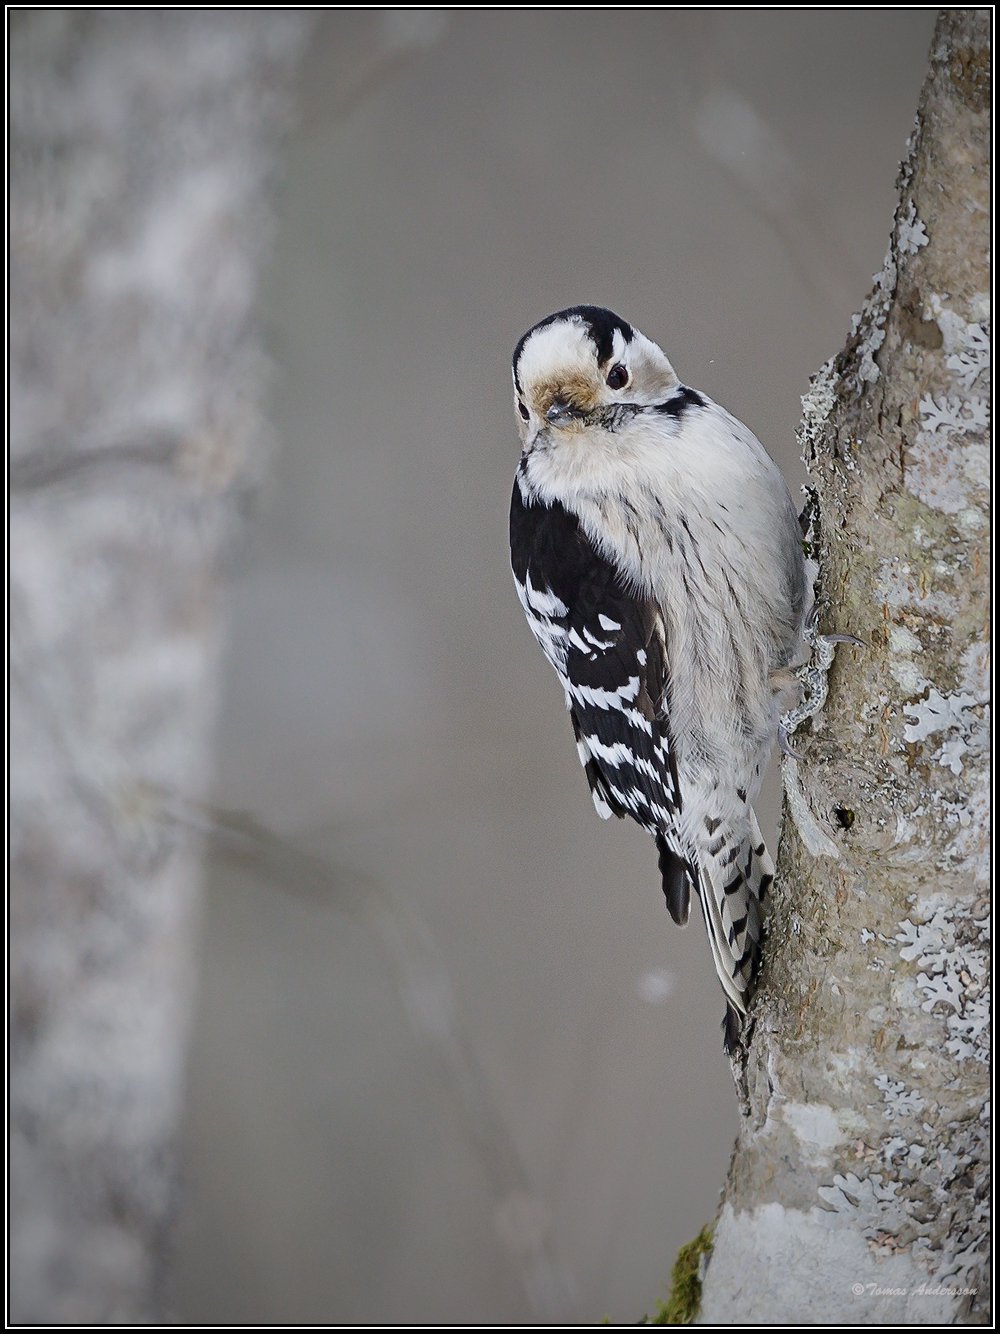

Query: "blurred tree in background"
<box><xmin>10</xmin><ymin>12</ymin><xmax>312</xmax><ymax>1320</ymax></box>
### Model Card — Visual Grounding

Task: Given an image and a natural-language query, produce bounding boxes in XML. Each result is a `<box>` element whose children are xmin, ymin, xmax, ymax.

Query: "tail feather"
<box><xmin>722</xmin><ymin>1001</ymin><xmax>743</xmax><ymax>1055</ymax></box>
<box><xmin>656</xmin><ymin>832</ymin><xmax>690</xmax><ymax>926</ymax></box>
<box><xmin>692</xmin><ymin>807</ymin><xmax>772</xmax><ymax>1045</ymax></box>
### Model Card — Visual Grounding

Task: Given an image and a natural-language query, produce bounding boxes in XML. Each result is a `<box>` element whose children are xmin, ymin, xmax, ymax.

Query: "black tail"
<box><xmin>656</xmin><ymin>833</ymin><xmax>690</xmax><ymax>926</ymax></box>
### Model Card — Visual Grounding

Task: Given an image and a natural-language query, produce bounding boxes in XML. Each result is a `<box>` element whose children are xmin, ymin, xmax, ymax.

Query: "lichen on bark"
<box><xmin>699</xmin><ymin>10</ymin><xmax>990</xmax><ymax>1325</ymax></box>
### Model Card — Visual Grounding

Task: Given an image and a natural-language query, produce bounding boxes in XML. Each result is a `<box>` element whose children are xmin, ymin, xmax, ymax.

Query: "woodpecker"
<box><xmin>509</xmin><ymin>306</ymin><xmax>808</xmax><ymax>1049</ymax></box>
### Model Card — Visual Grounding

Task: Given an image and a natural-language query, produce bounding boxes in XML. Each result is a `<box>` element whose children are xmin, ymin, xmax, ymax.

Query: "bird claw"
<box><xmin>820</xmin><ymin>632</ymin><xmax>865</xmax><ymax>648</ymax></box>
<box><xmin>779</xmin><ymin>618</ymin><xmax>864</xmax><ymax>753</ymax></box>
<box><xmin>778</xmin><ymin>725</ymin><xmax>802</xmax><ymax>761</ymax></box>
<box><xmin>803</xmin><ymin>603</ymin><xmax>865</xmax><ymax>650</ymax></box>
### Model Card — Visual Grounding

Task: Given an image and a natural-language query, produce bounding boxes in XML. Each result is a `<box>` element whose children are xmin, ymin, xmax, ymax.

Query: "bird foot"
<box><xmin>779</xmin><ymin>619</ymin><xmax>864</xmax><ymax>748</ymax></box>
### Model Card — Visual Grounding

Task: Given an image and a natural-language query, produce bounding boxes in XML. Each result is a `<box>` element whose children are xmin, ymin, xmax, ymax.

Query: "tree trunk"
<box><xmin>9</xmin><ymin>13</ymin><xmax>311</xmax><ymax>1322</ymax></box>
<box><xmin>699</xmin><ymin>10</ymin><xmax>989</xmax><ymax>1324</ymax></box>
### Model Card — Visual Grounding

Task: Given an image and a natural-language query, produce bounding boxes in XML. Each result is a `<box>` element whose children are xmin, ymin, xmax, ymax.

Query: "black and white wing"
<box><xmin>510</xmin><ymin>480</ymin><xmax>692</xmax><ymax>924</ymax></box>
<box><xmin>510</xmin><ymin>477</ymin><xmax>772</xmax><ymax>1049</ymax></box>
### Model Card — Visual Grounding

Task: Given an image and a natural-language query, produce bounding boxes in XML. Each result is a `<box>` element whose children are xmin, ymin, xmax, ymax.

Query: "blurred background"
<box><xmin>12</xmin><ymin>9</ymin><xmax>938</xmax><ymax>1325</ymax></box>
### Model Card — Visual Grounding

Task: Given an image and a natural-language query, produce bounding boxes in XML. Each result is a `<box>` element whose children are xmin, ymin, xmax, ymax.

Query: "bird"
<box><xmin>508</xmin><ymin>305</ymin><xmax>808</xmax><ymax>1050</ymax></box>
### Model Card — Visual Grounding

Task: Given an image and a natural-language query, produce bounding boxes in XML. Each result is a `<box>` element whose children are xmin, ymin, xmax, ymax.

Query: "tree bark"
<box><xmin>699</xmin><ymin>10</ymin><xmax>989</xmax><ymax>1325</ymax></box>
<box><xmin>9</xmin><ymin>13</ymin><xmax>311</xmax><ymax>1322</ymax></box>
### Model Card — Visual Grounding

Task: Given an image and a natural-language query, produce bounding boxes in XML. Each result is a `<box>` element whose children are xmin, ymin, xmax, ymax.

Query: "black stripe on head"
<box><xmin>512</xmin><ymin>305</ymin><xmax>635</xmax><ymax>391</ymax></box>
<box><xmin>654</xmin><ymin>385</ymin><xmax>706</xmax><ymax>417</ymax></box>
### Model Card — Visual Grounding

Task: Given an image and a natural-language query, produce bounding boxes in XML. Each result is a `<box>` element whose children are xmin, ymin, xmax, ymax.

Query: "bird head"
<box><xmin>512</xmin><ymin>306</ymin><xmax>680</xmax><ymax>441</ymax></box>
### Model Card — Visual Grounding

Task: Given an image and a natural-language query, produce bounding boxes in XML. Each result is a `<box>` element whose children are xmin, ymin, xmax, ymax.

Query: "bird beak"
<box><xmin>545</xmin><ymin>398</ymin><xmax>584</xmax><ymax>426</ymax></box>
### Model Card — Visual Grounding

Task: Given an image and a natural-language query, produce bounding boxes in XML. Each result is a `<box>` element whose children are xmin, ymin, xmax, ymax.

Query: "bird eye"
<box><xmin>518</xmin><ymin>400</ymin><xmax>530</xmax><ymax>421</ymax></box>
<box><xmin>606</xmin><ymin>364</ymin><xmax>629</xmax><ymax>390</ymax></box>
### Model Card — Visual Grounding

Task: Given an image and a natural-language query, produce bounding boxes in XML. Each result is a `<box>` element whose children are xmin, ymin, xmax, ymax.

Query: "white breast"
<box><xmin>524</xmin><ymin>397</ymin><xmax>806</xmax><ymax>799</ymax></box>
